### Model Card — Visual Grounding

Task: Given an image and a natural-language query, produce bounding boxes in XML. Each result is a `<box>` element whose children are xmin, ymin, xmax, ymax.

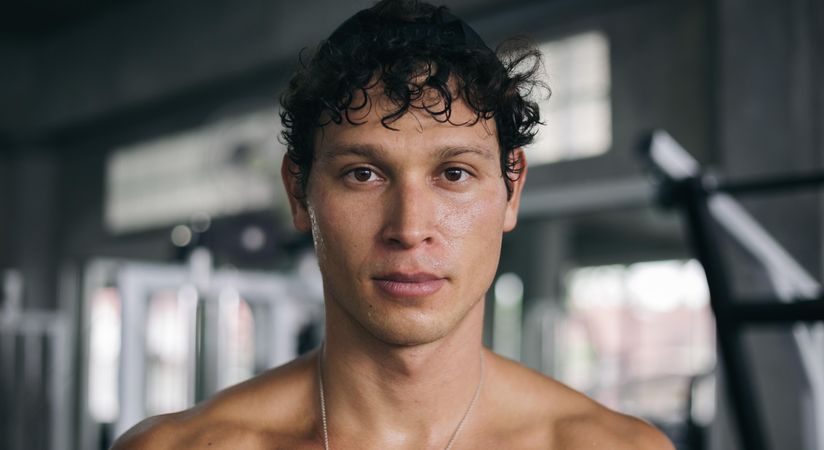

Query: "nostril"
<box><xmin>382</xmin><ymin>222</ymin><xmax>434</xmax><ymax>249</ymax></box>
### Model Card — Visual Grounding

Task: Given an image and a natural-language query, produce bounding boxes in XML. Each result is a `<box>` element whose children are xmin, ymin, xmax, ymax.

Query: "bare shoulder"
<box><xmin>484</xmin><ymin>351</ymin><xmax>674</xmax><ymax>450</ymax></box>
<box><xmin>109</xmin><ymin>409</ymin><xmax>307</xmax><ymax>450</ymax></box>
<box><xmin>110</xmin><ymin>351</ymin><xmax>319</xmax><ymax>450</ymax></box>
<box><xmin>109</xmin><ymin>412</ymin><xmax>184</xmax><ymax>450</ymax></box>
<box><xmin>553</xmin><ymin>404</ymin><xmax>674</xmax><ymax>450</ymax></box>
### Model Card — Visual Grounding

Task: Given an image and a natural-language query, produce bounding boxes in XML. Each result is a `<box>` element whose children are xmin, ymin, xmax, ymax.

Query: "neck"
<box><xmin>319</xmin><ymin>298</ymin><xmax>486</xmax><ymax>446</ymax></box>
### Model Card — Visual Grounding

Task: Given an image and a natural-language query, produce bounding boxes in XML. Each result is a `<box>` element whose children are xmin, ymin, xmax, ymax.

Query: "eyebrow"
<box><xmin>437</xmin><ymin>146</ymin><xmax>497</xmax><ymax>161</ymax></box>
<box><xmin>319</xmin><ymin>144</ymin><xmax>385</xmax><ymax>161</ymax></box>
<box><xmin>319</xmin><ymin>143</ymin><xmax>497</xmax><ymax>161</ymax></box>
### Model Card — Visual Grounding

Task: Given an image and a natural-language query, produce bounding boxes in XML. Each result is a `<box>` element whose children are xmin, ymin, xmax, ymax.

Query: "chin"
<box><xmin>356</xmin><ymin>299</ymin><xmax>475</xmax><ymax>347</ymax></box>
<box><xmin>364</xmin><ymin>321</ymin><xmax>452</xmax><ymax>347</ymax></box>
<box><xmin>324</xmin><ymin>280</ymin><xmax>485</xmax><ymax>347</ymax></box>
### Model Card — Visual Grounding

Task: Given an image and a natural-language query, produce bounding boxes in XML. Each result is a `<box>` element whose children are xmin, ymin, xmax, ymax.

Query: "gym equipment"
<box><xmin>641</xmin><ymin>130</ymin><xmax>824</xmax><ymax>450</ymax></box>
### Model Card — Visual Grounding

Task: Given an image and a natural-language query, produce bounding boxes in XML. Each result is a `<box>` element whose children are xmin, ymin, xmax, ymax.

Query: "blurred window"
<box><xmin>529</xmin><ymin>31</ymin><xmax>612</xmax><ymax>165</ymax></box>
<box><xmin>105</xmin><ymin>109</ymin><xmax>285</xmax><ymax>233</ymax></box>
<box><xmin>557</xmin><ymin>260</ymin><xmax>715</xmax><ymax>422</ymax></box>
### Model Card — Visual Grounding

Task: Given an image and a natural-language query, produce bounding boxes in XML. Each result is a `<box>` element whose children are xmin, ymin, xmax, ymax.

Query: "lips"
<box><xmin>373</xmin><ymin>272</ymin><xmax>446</xmax><ymax>298</ymax></box>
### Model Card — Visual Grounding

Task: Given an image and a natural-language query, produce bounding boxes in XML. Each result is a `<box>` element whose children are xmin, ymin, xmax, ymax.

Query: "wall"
<box><xmin>709</xmin><ymin>0</ymin><xmax>824</xmax><ymax>449</ymax></box>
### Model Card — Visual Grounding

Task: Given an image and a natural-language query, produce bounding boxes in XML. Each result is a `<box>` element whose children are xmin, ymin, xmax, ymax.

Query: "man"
<box><xmin>113</xmin><ymin>1</ymin><xmax>674</xmax><ymax>448</ymax></box>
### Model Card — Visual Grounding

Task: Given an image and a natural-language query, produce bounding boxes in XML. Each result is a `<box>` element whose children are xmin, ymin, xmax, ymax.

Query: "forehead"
<box><xmin>314</xmin><ymin>87</ymin><xmax>500</xmax><ymax>156</ymax></box>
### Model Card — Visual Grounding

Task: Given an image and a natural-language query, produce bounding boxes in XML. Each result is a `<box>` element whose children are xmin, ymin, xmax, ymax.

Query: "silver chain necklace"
<box><xmin>317</xmin><ymin>346</ymin><xmax>485</xmax><ymax>450</ymax></box>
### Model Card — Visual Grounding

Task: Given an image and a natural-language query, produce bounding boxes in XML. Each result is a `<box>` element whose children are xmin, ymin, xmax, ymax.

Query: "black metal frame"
<box><xmin>640</xmin><ymin>131</ymin><xmax>824</xmax><ymax>450</ymax></box>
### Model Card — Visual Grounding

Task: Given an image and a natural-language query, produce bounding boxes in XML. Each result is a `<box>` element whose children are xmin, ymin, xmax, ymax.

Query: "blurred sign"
<box><xmin>105</xmin><ymin>109</ymin><xmax>286</xmax><ymax>233</ymax></box>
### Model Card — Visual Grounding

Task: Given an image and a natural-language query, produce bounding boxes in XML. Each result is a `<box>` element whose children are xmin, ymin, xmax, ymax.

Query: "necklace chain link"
<box><xmin>317</xmin><ymin>346</ymin><xmax>485</xmax><ymax>450</ymax></box>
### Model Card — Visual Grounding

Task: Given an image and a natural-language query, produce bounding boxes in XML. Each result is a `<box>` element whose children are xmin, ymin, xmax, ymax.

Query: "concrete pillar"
<box><xmin>495</xmin><ymin>219</ymin><xmax>571</xmax><ymax>373</ymax></box>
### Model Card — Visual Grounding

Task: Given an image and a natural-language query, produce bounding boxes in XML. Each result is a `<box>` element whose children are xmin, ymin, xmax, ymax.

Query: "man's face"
<box><xmin>283</xmin><ymin>91</ymin><xmax>526</xmax><ymax>346</ymax></box>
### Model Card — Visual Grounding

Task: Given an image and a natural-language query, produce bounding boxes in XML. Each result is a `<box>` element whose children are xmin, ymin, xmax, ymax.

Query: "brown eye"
<box><xmin>444</xmin><ymin>168</ymin><xmax>466</xmax><ymax>182</ymax></box>
<box><xmin>352</xmin><ymin>167</ymin><xmax>373</xmax><ymax>182</ymax></box>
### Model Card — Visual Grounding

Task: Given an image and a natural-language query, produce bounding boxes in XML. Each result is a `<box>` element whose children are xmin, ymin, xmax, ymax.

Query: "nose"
<box><xmin>380</xmin><ymin>178</ymin><xmax>436</xmax><ymax>249</ymax></box>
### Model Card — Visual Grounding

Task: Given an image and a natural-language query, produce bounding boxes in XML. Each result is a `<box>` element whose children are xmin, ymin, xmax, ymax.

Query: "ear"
<box><xmin>503</xmin><ymin>148</ymin><xmax>527</xmax><ymax>232</ymax></box>
<box><xmin>281</xmin><ymin>154</ymin><xmax>312</xmax><ymax>233</ymax></box>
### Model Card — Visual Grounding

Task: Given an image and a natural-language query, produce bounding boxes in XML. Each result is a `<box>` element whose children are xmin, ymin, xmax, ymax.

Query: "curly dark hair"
<box><xmin>280</xmin><ymin>0</ymin><xmax>546</xmax><ymax>199</ymax></box>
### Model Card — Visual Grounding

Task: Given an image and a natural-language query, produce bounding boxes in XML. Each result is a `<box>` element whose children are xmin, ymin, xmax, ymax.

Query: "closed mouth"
<box><xmin>374</xmin><ymin>272</ymin><xmax>443</xmax><ymax>283</ymax></box>
<box><xmin>372</xmin><ymin>272</ymin><xmax>446</xmax><ymax>297</ymax></box>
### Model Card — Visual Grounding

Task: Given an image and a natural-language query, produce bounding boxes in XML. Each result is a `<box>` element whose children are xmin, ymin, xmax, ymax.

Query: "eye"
<box><xmin>347</xmin><ymin>167</ymin><xmax>376</xmax><ymax>182</ymax></box>
<box><xmin>443</xmin><ymin>167</ymin><xmax>469</xmax><ymax>182</ymax></box>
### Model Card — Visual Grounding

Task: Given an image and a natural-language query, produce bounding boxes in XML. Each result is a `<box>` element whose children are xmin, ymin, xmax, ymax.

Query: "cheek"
<box><xmin>437</xmin><ymin>195</ymin><xmax>505</xmax><ymax>295</ymax></box>
<box><xmin>308</xmin><ymin>194</ymin><xmax>375</xmax><ymax>266</ymax></box>
<box><xmin>438</xmin><ymin>191</ymin><xmax>507</xmax><ymax>249</ymax></box>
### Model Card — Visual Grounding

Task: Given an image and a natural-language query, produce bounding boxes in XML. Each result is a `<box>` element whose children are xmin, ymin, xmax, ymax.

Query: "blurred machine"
<box><xmin>0</xmin><ymin>269</ymin><xmax>72</xmax><ymax>450</ymax></box>
<box><xmin>642</xmin><ymin>130</ymin><xmax>824</xmax><ymax>450</ymax></box>
<box><xmin>1</xmin><ymin>248</ymin><xmax>323</xmax><ymax>450</ymax></box>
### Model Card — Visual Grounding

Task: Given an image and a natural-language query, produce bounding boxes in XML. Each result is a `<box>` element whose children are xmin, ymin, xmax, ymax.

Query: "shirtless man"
<box><xmin>112</xmin><ymin>1</ymin><xmax>674</xmax><ymax>448</ymax></box>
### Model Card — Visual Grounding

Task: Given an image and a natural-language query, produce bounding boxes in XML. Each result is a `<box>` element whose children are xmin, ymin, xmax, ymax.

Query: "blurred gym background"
<box><xmin>1</xmin><ymin>0</ymin><xmax>822</xmax><ymax>449</ymax></box>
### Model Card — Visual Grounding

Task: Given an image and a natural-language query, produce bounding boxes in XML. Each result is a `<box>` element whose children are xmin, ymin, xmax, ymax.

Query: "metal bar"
<box><xmin>49</xmin><ymin>317</ymin><xmax>71</xmax><ymax>450</ymax></box>
<box><xmin>23</xmin><ymin>333</ymin><xmax>44</xmax><ymax>450</ymax></box>
<box><xmin>11</xmin><ymin>334</ymin><xmax>23</xmax><ymax>450</ymax></box>
<box><xmin>717</xmin><ymin>299</ymin><xmax>824</xmax><ymax>324</ymax></box>
<box><xmin>0</xmin><ymin>330</ymin><xmax>14</xmax><ymax>450</ymax></box>
<box><xmin>676</xmin><ymin>177</ymin><xmax>769</xmax><ymax>450</ymax></box>
<box><xmin>115</xmin><ymin>270</ymin><xmax>149</xmax><ymax>439</ymax></box>
<box><xmin>712</xmin><ymin>171</ymin><xmax>824</xmax><ymax>195</ymax></box>
<box><xmin>194</xmin><ymin>297</ymin><xmax>206</xmax><ymax>403</ymax></box>
<box><xmin>716</xmin><ymin>327</ymin><xmax>763</xmax><ymax>449</ymax></box>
